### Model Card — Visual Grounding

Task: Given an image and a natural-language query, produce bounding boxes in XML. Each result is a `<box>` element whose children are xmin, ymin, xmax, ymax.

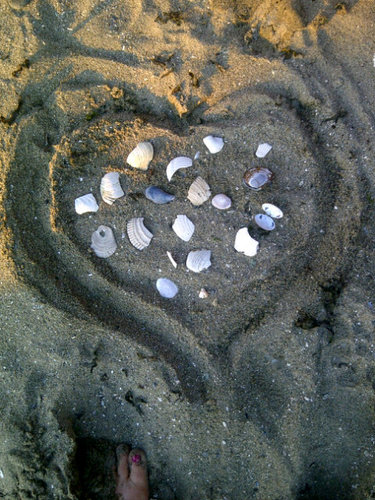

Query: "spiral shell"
<box><xmin>243</xmin><ymin>167</ymin><xmax>274</xmax><ymax>191</ymax></box>
<box><xmin>91</xmin><ymin>225</ymin><xmax>117</xmax><ymax>258</ymax></box>
<box><xmin>166</xmin><ymin>156</ymin><xmax>192</xmax><ymax>182</ymax></box>
<box><xmin>100</xmin><ymin>172</ymin><xmax>125</xmax><ymax>205</ymax></box>
<box><xmin>234</xmin><ymin>228</ymin><xmax>259</xmax><ymax>257</ymax></box>
<box><xmin>172</xmin><ymin>215</ymin><xmax>195</xmax><ymax>242</ymax></box>
<box><xmin>186</xmin><ymin>249</ymin><xmax>211</xmax><ymax>273</ymax></box>
<box><xmin>126</xmin><ymin>142</ymin><xmax>154</xmax><ymax>170</ymax></box>
<box><xmin>127</xmin><ymin>217</ymin><xmax>153</xmax><ymax>250</ymax></box>
<box><xmin>75</xmin><ymin>193</ymin><xmax>99</xmax><ymax>214</ymax></box>
<box><xmin>187</xmin><ymin>177</ymin><xmax>211</xmax><ymax>206</ymax></box>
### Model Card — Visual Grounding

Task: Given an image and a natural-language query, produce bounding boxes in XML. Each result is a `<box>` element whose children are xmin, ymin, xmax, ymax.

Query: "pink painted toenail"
<box><xmin>132</xmin><ymin>454</ymin><xmax>141</xmax><ymax>464</ymax></box>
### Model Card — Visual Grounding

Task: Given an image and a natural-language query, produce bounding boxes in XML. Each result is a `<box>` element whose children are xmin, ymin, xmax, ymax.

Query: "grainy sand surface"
<box><xmin>1</xmin><ymin>0</ymin><xmax>375</xmax><ymax>498</ymax></box>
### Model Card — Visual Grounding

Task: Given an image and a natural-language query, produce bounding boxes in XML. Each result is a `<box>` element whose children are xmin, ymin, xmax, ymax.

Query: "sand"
<box><xmin>1</xmin><ymin>0</ymin><xmax>375</xmax><ymax>498</ymax></box>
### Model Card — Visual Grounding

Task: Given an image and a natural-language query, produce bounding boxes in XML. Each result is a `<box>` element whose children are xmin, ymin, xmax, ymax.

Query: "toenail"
<box><xmin>131</xmin><ymin>454</ymin><xmax>141</xmax><ymax>464</ymax></box>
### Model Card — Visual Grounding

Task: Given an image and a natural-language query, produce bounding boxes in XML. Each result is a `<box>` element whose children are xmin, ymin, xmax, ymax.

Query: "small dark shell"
<box><xmin>243</xmin><ymin>167</ymin><xmax>274</xmax><ymax>191</ymax></box>
<box><xmin>145</xmin><ymin>186</ymin><xmax>175</xmax><ymax>204</ymax></box>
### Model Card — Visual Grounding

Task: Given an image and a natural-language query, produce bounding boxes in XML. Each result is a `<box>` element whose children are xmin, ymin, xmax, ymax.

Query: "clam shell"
<box><xmin>166</xmin><ymin>156</ymin><xmax>192</xmax><ymax>182</ymax></box>
<box><xmin>203</xmin><ymin>135</ymin><xmax>224</xmax><ymax>154</ymax></box>
<box><xmin>234</xmin><ymin>228</ymin><xmax>259</xmax><ymax>257</ymax></box>
<box><xmin>156</xmin><ymin>278</ymin><xmax>178</xmax><ymax>298</ymax></box>
<box><xmin>127</xmin><ymin>217</ymin><xmax>153</xmax><ymax>250</ymax></box>
<box><xmin>127</xmin><ymin>142</ymin><xmax>154</xmax><ymax>170</ymax></box>
<box><xmin>262</xmin><ymin>203</ymin><xmax>283</xmax><ymax>219</ymax></box>
<box><xmin>91</xmin><ymin>225</ymin><xmax>117</xmax><ymax>258</ymax></box>
<box><xmin>211</xmin><ymin>193</ymin><xmax>231</xmax><ymax>210</ymax></box>
<box><xmin>187</xmin><ymin>177</ymin><xmax>211</xmax><ymax>206</ymax></box>
<box><xmin>145</xmin><ymin>186</ymin><xmax>175</xmax><ymax>204</ymax></box>
<box><xmin>243</xmin><ymin>167</ymin><xmax>274</xmax><ymax>191</ymax></box>
<box><xmin>255</xmin><ymin>143</ymin><xmax>272</xmax><ymax>158</ymax></box>
<box><xmin>172</xmin><ymin>215</ymin><xmax>195</xmax><ymax>242</ymax></box>
<box><xmin>100</xmin><ymin>172</ymin><xmax>124</xmax><ymax>205</ymax></box>
<box><xmin>254</xmin><ymin>214</ymin><xmax>275</xmax><ymax>231</ymax></box>
<box><xmin>186</xmin><ymin>249</ymin><xmax>211</xmax><ymax>273</ymax></box>
<box><xmin>75</xmin><ymin>193</ymin><xmax>99</xmax><ymax>214</ymax></box>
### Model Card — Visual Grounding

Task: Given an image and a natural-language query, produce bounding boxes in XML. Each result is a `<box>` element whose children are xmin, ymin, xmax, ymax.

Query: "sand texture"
<box><xmin>1</xmin><ymin>0</ymin><xmax>375</xmax><ymax>498</ymax></box>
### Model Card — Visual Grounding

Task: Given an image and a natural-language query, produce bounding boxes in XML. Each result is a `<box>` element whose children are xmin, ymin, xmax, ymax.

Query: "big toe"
<box><xmin>128</xmin><ymin>448</ymin><xmax>148</xmax><ymax>489</ymax></box>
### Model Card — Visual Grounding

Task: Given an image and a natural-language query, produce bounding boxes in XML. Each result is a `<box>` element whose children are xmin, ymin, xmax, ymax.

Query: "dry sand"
<box><xmin>1</xmin><ymin>0</ymin><xmax>375</xmax><ymax>498</ymax></box>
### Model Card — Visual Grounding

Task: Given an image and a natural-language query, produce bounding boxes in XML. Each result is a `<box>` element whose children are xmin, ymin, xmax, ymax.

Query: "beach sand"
<box><xmin>1</xmin><ymin>0</ymin><xmax>375</xmax><ymax>498</ymax></box>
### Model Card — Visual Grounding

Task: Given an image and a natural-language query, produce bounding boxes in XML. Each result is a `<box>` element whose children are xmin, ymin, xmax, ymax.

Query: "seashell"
<box><xmin>254</xmin><ymin>214</ymin><xmax>275</xmax><ymax>231</ymax></box>
<box><xmin>194</xmin><ymin>151</ymin><xmax>200</xmax><ymax>160</ymax></box>
<box><xmin>262</xmin><ymin>203</ymin><xmax>283</xmax><ymax>219</ymax></box>
<box><xmin>145</xmin><ymin>186</ymin><xmax>175</xmax><ymax>204</ymax></box>
<box><xmin>199</xmin><ymin>288</ymin><xmax>209</xmax><ymax>299</ymax></box>
<box><xmin>203</xmin><ymin>135</ymin><xmax>224</xmax><ymax>154</ymax></box>
<box><xmin>243</xmin><ymin>167</ymin><xmax>274</xmax><ymax>191</ymax></box>
<box><xmin>186</xmin><ymin>249</ymin><xmax>211</xmax><ymax>273</ymax></box>
<box><xmin>187</xmin><ymin>177</ymin><xmax>211</xmax><ymax>206</ymax></box>
<box><xmin>166</xmin><ymin>251</ymin><xmax>177</xmax><ymax>268</ymax></box>
<box><xmin>255</xmin><ymin>143</ymin><xmax>272</xmax><ymax>158</ymax></box>
<box><xmin>126</xmin><ymin>142</ymin><xmax>154</xmax><ymax>170</ymax></box>
<box><xmin>100</xmin><ymin>172</ymin><xmax>124</xmax><ymax>205</ymax></box>
<box><xmin>172</xmin><ymin>215</ymin><xmax>195</xmax><ymax>242</ymax></box>
<box><xmin>211</xmin><ymin>193</ymin><xmax>231</xmax><ymax>210</ymax></box>
<box><xmin>91</xmin><ymin>225</ymin><xmax>117</xmax><ymax>258</ymax></box>
<box><xmin>234</xmin><ymin>227</ymin><xmax>259</xmax><ymax>257</ymax></box>
<box><xmin>166</xmin><ymin>156</ymin><xmax>192</xmax><ymax>182</ymax></box>
<box><xmin>127</xmin><ymin>217</ymin><xmax>153</xmax><ymax>250</ymax></box>
<box><xmin>156</xmin><ymin>278</ymin><xmax>178</xmax><ymax>298</ymax></box>
<box><xmin>75</xmin><ymin>193</ymin><xmax>99</xmax><ymax>214</ymax></box>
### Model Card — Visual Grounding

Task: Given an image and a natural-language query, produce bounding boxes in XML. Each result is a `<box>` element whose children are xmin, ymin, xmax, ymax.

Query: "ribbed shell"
<box><xmin>187</xmin><ymin>177</ymin><xmax>211</xmax><ymax>206</ymax></box>
<box><xmin>172</xmin><ymin>215</ymin><xmax>195</xmax><ymax>242</ymax></box>
<box><xmin>127</xmin><ymin>217</ymin><xmax>153</xmax><ymax>250</ymax></box>
<box><xmin>203</xmin><ymin>135</ymin><xmax>224</xmax><ymax>154</ymax></box>
<box><xmin>75</xmin><ymin>193</ymin><xmax>99</xmax><ymax>214</ymax></box>
<box><xmin>126</xmin><ymin>142</ymin><xmax>154</xmax><ymax>170</ymax></box>
<box><xmin>234</xmin><ymin>228</ymin><xmax>259</xmax><ymax>257</ymax></box>
<box><xmin>91</xmin><ymin>225</ymin><xmax>117</xmax><ymax>258</ymax></box>
<box><xmin>255</xmin><ymin>143</ymin><xmax>272</xmax><ymax>158</ymax></box>
<box><xmin>166</xmin><ymin>156</ymin><xmax>192</xmax><ymax>182</ymax></box>
<box><xmin>156</xmin><ymin>278</ymin><xmax>178</xmax><ymax>298</ymax></box>
<box><xmin>100</xmin><ymin>172</ymin><xmax>124</xmax><ymax>205</ymax></box>
<box><xmin>186</xmin><ymin>249</ymin><xmax>211</xmax><ymax>273</ymax></box>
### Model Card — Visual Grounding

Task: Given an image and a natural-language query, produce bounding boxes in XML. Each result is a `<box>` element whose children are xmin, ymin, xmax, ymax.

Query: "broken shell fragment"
<box><xmin>75</xmin><ymin>193</ymin><xmax>99</xmax><ymax>214</ymax></box>
<box><xmin>212</xmin><ymin>193</ymin><xmax>231</xmax><ymax>210</ymax></box>
<box><xmin>203</xmin><ymin>135</ymin><xmax>224</xmax><ymax>154</ymax></box>
<box><xmin>156</xmin><ymin>278</ymin><xmax>178</xmax><ymax>298</ymax></box>
<box><xmin>199</xmin><ymin>288</ymin><xmax>209</xmax><ymax>299</ymax></box>
<box><xmin>145</xmin><ymin>186</ymin><xmax>175</xmax><ymax>204</ymax></box>
<box><xmin>166</xmin><ymin>251</ymin><xmax>177</xmax><ymax>268</ymax></box>
<box><xmin>254</xmin><ymin>214</ymin><xmax>275</xmax><ymax>231</ymax></box>
<box><xmin>262</xmin><ymin>203</ymin><xmax>283</xmax><ymax>219</ymax></box>
<box><xmin>243</xmin><ymin>167</ymin><xmax>274</xmax><ymax>191</ymax></box>
<box><xmin>255</xmin><ymin>143</ymin><xmax>272</xmax><ymax>158</ymax></box>
<box><xmin>234</xmin><ymin>228</ymin><xmax>259</xmax><ymax>257</ymax></box>
<box><xmin>172</xmin><ymin>215</ymin><xmax>195</xmax><ymax>242</ymax></box>
<box><xmin>127</xmin><ymin>217</ymin><xmax>153</xmax><ymax>250</ymax></box>
<box><xmin>100</xmin><ymin>172</ymin><xmax>124</xmax><ymax>205</ymax></box>
<box><xmin>126</xmin><ymin>141</ymin><xmax>154</xmax><ymax>170</ymax></box>
<box><xmin>187</xmin><ymin>177</ymin><xmax>211</xmax><ymax>206</ymax></box>
<box><xmin>166</xmin><ymin>156</ymin><xmax>192</xmax><ymax>182</ymax></box>
<box><xmin>186</xmin><ymin>249</ymin><xmax>211</xmax><ymax>273</ymax></box>
<box><xmin>91</xmin><ymin>225</ymin><xmax>117</xmax><ymax>258</ymax></box>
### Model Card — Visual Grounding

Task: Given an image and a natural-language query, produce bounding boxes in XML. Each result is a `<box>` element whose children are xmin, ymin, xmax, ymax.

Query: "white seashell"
<box><xmin>187</xmin><ymin>177</ymin><xmax>211</xmax><ymax>206</ymax></box>
<box><xmin>172</xmin><ymin>215</ymin><xmax>195</xmax><ymax>242</ymax></box>
<box><xmin>156</xmin><ymin>278</ymin><xmax>178</xmax><ymax>298</ymax></box>
<box><xmin>255</xmin><ymin>143</ymin><xmax>272</xmax><ymax>158</ymax></box>
<box><xmin>91</xmin><ymin>225</ymin><xmax>117</xmax><ymax>258</ymax></box>
<box><xmin>100</xmin><ymin>172</ymin><xmax>124</xmax><ymax>205</ymax></box>
<box><xmin>194</xmin><ymin>151</ymin><xmax>200</xmax><ymax>160</ymax></box>
<box><xmin>254</xmin><ymin>214</ymin><xmax>275</xmax><ymax>231</ymax></box>
<box><xmin>262</xmin><ymin>203</ymin><xmax>283</xmax><ymax>219</ymax></box>
<box><xmin>203</xmin><ymin>135</ymin><xmax>224</xmax><ymax>154</ymax></box>
<box><xmin>199</xmin><ymin>288</ymin><xmax>209</xmax><ymax>298</ymax></box>
<box><xmin>126</xmin><ymin>142</ymin><xmax>154</xmax><ymax>170</ymax></box>
<box><xmin>75</xmin><ymin>193</ymin><xmax>99</xmax><ymax>214</ymax></box>
<box><xmin>166</xmin><ymin>156</ymin><xmax>192</xmax><ymax>182</ymax></box>
<box><xmin>186</xmin><ymin>249</ymin><xmax>211</xmax><ymax>273</ymax></box>
<box><xmin>234</xmin><ymin>228</ymin><xmax>259</xmax><ymax>257</ymax></box>
<box><xmin>127</xmin><ymin>217</ymin><xmax>153</xmax><ymax>250</ymax></box>
<box><xmin>166</xmin><ymin>251</ymin><xmax>177</xmax><ymax>268</ymax></box>
<box><xmin>211</xmin><ymin>193</ymin><xmax>231</xmax><ymax>210</ymax></box>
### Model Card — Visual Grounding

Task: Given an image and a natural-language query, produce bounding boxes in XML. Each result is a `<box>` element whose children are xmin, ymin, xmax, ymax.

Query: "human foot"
<box><xmin>115</xmin><ymin>444</ymin><xmax>149</xmax><ymax>500</ymax></box>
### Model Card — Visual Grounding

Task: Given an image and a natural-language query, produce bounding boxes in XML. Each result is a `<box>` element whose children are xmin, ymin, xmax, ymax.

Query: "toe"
<box><xmin>128</xmin><ymin>448</ymin><xmax>148</xmax><ymax>488</ymax></box>
<box><xmin>116</xmin><ymin>444</ymin><xmax>131</xmax><ymax>494</ymax></box>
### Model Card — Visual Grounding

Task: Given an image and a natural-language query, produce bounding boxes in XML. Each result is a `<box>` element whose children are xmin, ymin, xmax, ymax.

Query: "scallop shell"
<box><xmin>127</xmin><ymin>217</ymin><xmax>153</xmax><ymax>250</ymax></box>
<box><xmin>211</xmin><ymin>193</ymin><xmax>231</xmax><ymax>210</ymax></box>
<box><xmin>255</xmin><ymin>143</ymin><xmax>272</xmax><ymax>158</ymax></box>
<box><xmin>166</xmin><ymin>156</ymin><xmax>192</xmax><ymax>182</ymax></box>
<box><xmin>91</xmin><ymin>225</ymin><xmax>117</xmax><ymax>258</ymax></box>
<box><xmin>145</xmin><ymin>186</ymin><xmax>175</xmax><ymax>204</ymax></box>
<box><xmin>262</xmin><ymin>203</ymin><xmax>283</xmax><ymax>219</ymax></box>
<box><xmin>126</xmin><ymin>142</ymin><xmax>154</xmax><ymax>170</ymax></box>
<box><xmin>100</xmin><ymin>172</ymin><xmax>125</xmax><ymax>205</ymax></box>
<box><xmin>172</xmin><ymin>215</ymin><xmax>195</xmax><ymax>242</ymax></box>
<box><xmin>186</xmin><ymin>249</ymin><xmax>211</xmax><ymax>273</ymax></box>
<box><xmin>243</xmin><ymin>167</ymin><xmax>274</xmax><ymax>191</ymax></box>
<box><xmin>234</xmin><ymin>228</ymin><xmax>259</xmax><ymax>257</ymax></box>
<box><xmin>254</xmin><ymin>214</ymin><xmax>275</xmax><ymax>231</ymax></box>
<box><xmin>156</xmin><ymin>278</ymin><xmax>178</xmax><ymax>298</ymax></box>
<box><xmin>75</xmin><ymin>193</ymin><xmax>99</xmax><ymax>214</ymax></box>
<box><xmin>187</xmin><ymin>177</ymin><xmax>211</xmax><ymax>206</ymax></box>
<box><xmin>203</xmin><ymin>135</ymin><xmax>224</xmax><ymax>154</ymax></box>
